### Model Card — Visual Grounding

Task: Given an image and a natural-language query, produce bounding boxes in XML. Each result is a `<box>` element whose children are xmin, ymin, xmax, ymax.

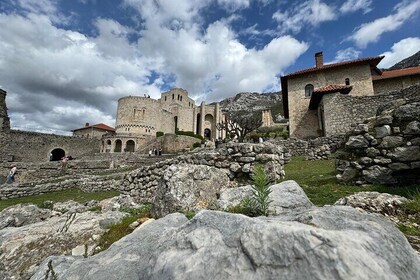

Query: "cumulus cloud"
<box><xmin>349</xmin><ymin>0</ymin><xmax>420</xmax><ymax>48</ymax></box>
<box><xmin>340</xmin><ymin>0</ymin><xmax>373</xmax><ymax>14</ymax></box>
<box><xmin>272</xmin><ymin>0</ymin><xmax>336</xmax><ymax>34</ymax></box>
<box><xmin>0</xmin><ymin>0</ymin><xmax>308</xmax><ymax>134</ymax></box>
<box><xmin>378</xmin><ymin>37</ymin><xmax>420</xmax><ymax>68</ymax></box>
<box><xmin>328</xmin><ymin>47</ymin><xmax>361</xmax><ymax>64</ymax></box>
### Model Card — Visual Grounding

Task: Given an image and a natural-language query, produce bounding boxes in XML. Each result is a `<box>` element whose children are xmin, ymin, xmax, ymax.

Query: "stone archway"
<box><xmin>114</xmin><ymin>139</ymin><xmax>122</xmax><ymax>153</ymax></box>
<box><xmin>50</xmin><ymin>148</ymin><xmax>65</xmax><ymax>161</ymax></box>
<box><xmin>204</xmin><ymin>128</ymin><xmax>211</xmax><ymax>139</ymax></box>
<box><xmin>125</xmin><ymin>140</ymin><xmax>135</xmax><ymax>152</ymax></box>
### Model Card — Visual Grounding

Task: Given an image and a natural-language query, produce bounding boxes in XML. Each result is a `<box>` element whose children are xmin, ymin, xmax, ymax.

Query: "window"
<box><xmin>305</xmin><ymin>84</ymin><xmax>314</xmax><ymax>97</ymax></box>
<box><xmin>345</xmin><ymin>78</ymin><xmax>350</xmax><ymax>85</ymax></box>
<box><xmin>165</xmin><ymin>96</ymin><xmax>167</xmax><ymax>101</ymax></box>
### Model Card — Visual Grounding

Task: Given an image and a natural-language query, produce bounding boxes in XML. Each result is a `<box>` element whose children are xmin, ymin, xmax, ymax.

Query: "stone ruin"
<box><xmin>336</xmin><ymin>95</ymin><xmax>420</xmax><ymax>185</ymax></box>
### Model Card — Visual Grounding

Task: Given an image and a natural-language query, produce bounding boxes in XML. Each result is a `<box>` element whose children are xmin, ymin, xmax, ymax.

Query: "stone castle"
<box><xmin>101</xmin><ymin>88</ymin><xmax>225</xmax><ymax>153</ymax></box>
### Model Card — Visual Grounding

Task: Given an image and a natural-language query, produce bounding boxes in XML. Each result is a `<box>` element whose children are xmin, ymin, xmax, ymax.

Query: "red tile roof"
<box><xmin>72</xmin><ymin>123</ymin><xmax>115</xmax><ymax>132</ymax></box>
<box><xmin>309</xmin><ymin>84</ymin><xmax>352</xmax><ymax>110</ymax></box>
<box><xmin>372</xmin><ymin>66</ymin><xmax>420</xmax><ymax>81</ymax></box>
<box><xmin>313</xmin><ymin>84</ymin><xmax>353</xmax><ymax>94</ymax></box>
<box><xmin>286</xmin><ymin>56</ymin><xmax>384</xmax><ymax>77</ymax></box>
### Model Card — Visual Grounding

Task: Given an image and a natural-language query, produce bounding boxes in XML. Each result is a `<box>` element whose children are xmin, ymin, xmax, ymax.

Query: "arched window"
<box><xmin>305</xmin><ymin>84</ymin><xmax>314</xmax><ymax>97</ymax></box>
<box><xmin>345</xmin><ymin>78</ymin><xmax>350</xmax><ymax>85</ymax></box>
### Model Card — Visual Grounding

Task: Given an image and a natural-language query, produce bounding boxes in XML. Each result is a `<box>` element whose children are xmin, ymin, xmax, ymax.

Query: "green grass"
<box><xmin>96</xmin><ymin>204</ymin><xmax>152</xmax><ymax>252</ymax></box>
<box><xmin>0</xmin><ymin>188</ymin><xmax>120</xmax><ymax>211</ymax></box>
<box><xmin>282</xmin><ymin>156</ymin><xmax>420</xmax><ymax>206</ymax></box>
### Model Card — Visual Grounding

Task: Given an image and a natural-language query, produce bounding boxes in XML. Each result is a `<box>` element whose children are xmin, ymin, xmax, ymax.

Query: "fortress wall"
<box><xmin>0</xmin><ymin>130</ymin><xmax>99</xmax><ymax>162</ymax></box>
<box><xmin>322</xmin><ymin>84</ymin><xmax>420</xmax><ymax>136</ymax></box>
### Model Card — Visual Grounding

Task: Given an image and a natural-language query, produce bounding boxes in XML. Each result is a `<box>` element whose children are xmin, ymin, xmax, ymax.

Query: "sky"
<box><xmin>0</xmin><ymin>0</ymin><xmax>419</xmax><ymax>135</ymax></box>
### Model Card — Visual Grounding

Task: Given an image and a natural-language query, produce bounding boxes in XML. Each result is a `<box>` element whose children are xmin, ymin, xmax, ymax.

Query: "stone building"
<box><xmin>72</xmin><ymin>123</ymin><xmax>115</xmax><ymax>139</ymax></box>
<box><xmin>102</xmin><ymin>88</ymin><xmax>226</xmax><ymax>153</ymax></box>
<box><xmin>0</xmin><ymin>89</ymin><xmax>10</xmax><ymax>132</ymax></box>
<box><xmin>281</xmin><ymin>52</ymin><xmax>420</xmax><ymax>138</ymax></box>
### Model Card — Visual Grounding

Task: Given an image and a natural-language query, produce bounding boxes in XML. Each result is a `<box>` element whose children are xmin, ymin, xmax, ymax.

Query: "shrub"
<box><xmin>192</xmin><ymin>142</ymin><xmax>201</xmax><ymax>148</ymax></box>
<box><xmin>175</xmin><ymin>130</ymin><xmax>204</xmax><ymax>141</ymax></box>
<box><xmin>156</xmin><ymin>131</ymin><xmax>164</xmax><ymax>137</ymax></box>
<box><xmin>227</xmin><ymin>164</ymin><xmax>273</xmax><ymax>217</ymax></box>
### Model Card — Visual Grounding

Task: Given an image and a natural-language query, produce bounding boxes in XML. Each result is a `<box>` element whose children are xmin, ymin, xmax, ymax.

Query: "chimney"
<box><xmin>85</xmin><ymin>123</ymin><xmax>90</xmax><ymax>127</ymax></box>
<box><xmin>315</xmin><ymin>52</ymin><xmax>323</xmax><ymax>68</ymax></box>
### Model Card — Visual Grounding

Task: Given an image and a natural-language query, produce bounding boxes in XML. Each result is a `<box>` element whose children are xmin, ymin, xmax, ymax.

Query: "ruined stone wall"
<box><xmin>322</xmin><ymin>85</ymin><xmax>420</xmax><ymax>137</ymax></box>
<box><xmin>0</xmin><ymin>89</ymin><xmax>10</xmax><ymax>132</ymax></box>
<box><xmin>158</xmin><ymin>134</ymin><xmax>200</xmax><ymax>153</ymax></box>
<box><xmin>336</xmin><ymin>93</ymin><xmax>420</xmax><ymax>185</ymax></box>
<box><xmin>288</xmin><ymin>64</ymin><xmax>374</xmax><ymax>138</ymax></box>
<box><xmin>0</xmin><ymin>130</ymin><xmax>99</xmax><ymax>163</ymax></box>
<box><xmin>373</xmin><ymin>76</ymin><xmax>420</xmax><ymax>95</ymax></box>
<box><xmin>120</xmin><ymin>142</ymin><xmax>289</xmax><ymax>203</ymax></box>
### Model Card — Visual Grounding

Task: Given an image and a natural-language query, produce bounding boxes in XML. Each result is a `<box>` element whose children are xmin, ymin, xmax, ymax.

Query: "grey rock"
<box><xmin>373</xmin><ymin>156</ymin><xmax>392</xmax><ymax>165</ymax></box>
<box><xmin>411</xmin><ymin>161</ymin><xmax>420</xmax><ymax>169</ymax></box>
<box><xmin>376</xmin><ymin>115</ymin><xmax>393</xmax><ymax>125</ymax></box>
<box><xmin>339</xmin><ymin>167</ymin><xmax>359</xmax><ymax>182</ymax></box>
<box><xmin>362</xmin><ymin>165</ymin><xmax>396</xmax><ymax>184</ymax></box>
<box><xmin>0</xmin><ymin>204</ymin><xmax>51</xmax><ymax>230</ymax></box>
<box><xmin>335</xmin><ymin>192</ymin><xmax>408</xmax><ymax>216</ymax></box>
<box><xmin>153</xmin><ymin>164</ymin><xmax>230</xmax><ymax>217</ymax></box>
<box><xmin>346</xmin><ymin>135</ymin><xmax>369</xmax><ymax>148</ymax></box>
<box><xmin>99</xmin><ymin>194</ymin><xmax>140</xmax><ymax>212</ymax></box>
<box><xmin>366</xmin><ymin>147</ymin><xmax>380</xmax><ymax>157</ymax></box>
<box><xmin>388</xmin><ymin>163</ymin><xmax>410</xmax><ymax>171</ymax></box>
<box><xmin>388</xmin><ymin>146</ymin><xmax>420</xmax><ymax>162</ymax></box>
<box><xmin>359</xmin><ymin>157</ymin><xmax>373</xmax><ymax>165</ymax></box>
<box><xmin>353</xmin><ymin>124</ymin><xmax>369</xmax><ymax>134</ymax></box>
<box><xmin>216</xmin><ymin>185</ymin><xmax>253</xmax><ymax>210</ymax></box>
<box><xmin>375</xmin><ymin>125</ymin><xmax>391</xmax><ymax>138</ymax></box>
<box><xmin>403</xmin><ymin>121</ymin><xmax>420</xmax><ymax>135</ymax></box>
<box><xmin>411</xmin><ymin>137</ymin><xmax>420</xmax><ymax>145</ymax></box>
<box><xmin>1</xmin><ymin>209</ymin><xmax>127</xmax><ymax>279</ymax></box>
<box><xmin>32</xmin><ymin>206</ymin><xmax>420</xmax><ymax>280</ymax></box>
<box><xmin>394</xmin><ymin>102</ymin><xmax>420</xmax><ymax>121</ymax></box>
<box><xmin>53</xmin><ymin>200</ymin><xmax>89</xmax><ymax>214</ymax></box>
<box><xmin>377</xmin><ymin>136</ymin><xmax>404</xmax><ymax>149</ymax></box>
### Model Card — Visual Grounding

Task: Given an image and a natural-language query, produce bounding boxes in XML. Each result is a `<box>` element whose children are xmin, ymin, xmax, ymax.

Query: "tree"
<box><xmin>216</xmin><ymin>110</ymin><xmax>262</xmax><ymax>142</ymax></box>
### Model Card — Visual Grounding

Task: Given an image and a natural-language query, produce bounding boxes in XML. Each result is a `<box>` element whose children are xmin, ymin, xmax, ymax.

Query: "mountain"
<box><xmin>388</xmin><ymin>51</ymin><xmax>420</xmax><ymax>70</ymax></box>
<box><xmin>216</xmin><ymin>91</ymin><xmax>283</xmax><ymax>120</ymax></box>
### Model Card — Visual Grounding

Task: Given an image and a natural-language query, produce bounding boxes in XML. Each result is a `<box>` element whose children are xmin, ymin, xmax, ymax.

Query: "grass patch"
<box><xmin>282</xmin><ymin>156</ymin><xmax>420</xmax><ymax>206</ymax></box>
<box><xmin>0</xmin><ymin>189</ymin><xmax>120</xmax><ymax>211</ymax></box>
<box><xmin>96</xmin><ymin>204</ymin><xmax>152</xmax><ymax>252</ymax></box>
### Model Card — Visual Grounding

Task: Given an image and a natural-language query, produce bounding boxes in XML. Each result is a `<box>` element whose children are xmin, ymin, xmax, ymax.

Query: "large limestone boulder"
<box><xmin>152</xmin><ymin>164</ymin><xmax>230</xmax><ymax>217</ymax></box>
<box><xmin>32</xmin><ymin>206</ymin><xmax>420</xmax><ymax>279</ymax></box>
<box><xmin>99</xmin><ymin>194</ymin><xmax>141</xmax><ymax>212</ymax></box>
<box><xmin>0</xmin><ymin>207</ymin><xmax>127</xmax><ymax>280</ymax></box>
<box><xmin>216</xmin><ymin>180</ymin><xmax>313</xmax><ymax>215</ymax></box>
<box><xmin>0</xmin><ymin>204</ymin><xmax>51</xmax><ymax>230</ymax></box>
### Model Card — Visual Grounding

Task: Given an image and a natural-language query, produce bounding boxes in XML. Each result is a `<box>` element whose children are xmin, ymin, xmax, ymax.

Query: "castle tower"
<box><xmin>0</xmin><ymin>88</ymin><xmax>10</xmax><ymax>132</ymax></box>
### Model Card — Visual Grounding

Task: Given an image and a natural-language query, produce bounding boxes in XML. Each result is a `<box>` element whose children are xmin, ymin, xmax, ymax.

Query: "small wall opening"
<box><xmin>114</xmin><ymin>139</ymin><xmax>122</xmax><ymax>153</ymax></box>
<box><xmin>174</xmin><ymin>116</ymin><xmax>178</xmax><ymax>133</ymax></box>
<box><xmin>125</xmin><ymin>140</ymin><xmax>135</xmax><ymax>152</ymax></box>
<box><xmin>305</xmin><ymin>84</ymin><xmax>314</xmax><ymax>97</ymax></box>
<box><xmin>204</xmin><ymin>128</ymin><xmax>211</xmax><ymax>139</ymax></box>
<box><xmin>196</xmin><ymin>113</ymin><xmax>201</xmax><ymax>135</ymax></box>
<box><xmin>50</xmin><ymin>148</ymin><xmax>65</xmax><ymax>161</ymax></box>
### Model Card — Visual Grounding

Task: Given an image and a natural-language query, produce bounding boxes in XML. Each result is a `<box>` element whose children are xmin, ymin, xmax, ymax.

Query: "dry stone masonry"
<box><xmin>121</xmin><ymin>142</ymin><xmax>289</xmax><ymax>203</ymax></box>
<box><xmin>336</xmin><ymin>92</ymin><xmax>420</xmax><ymax>185</ymax></box>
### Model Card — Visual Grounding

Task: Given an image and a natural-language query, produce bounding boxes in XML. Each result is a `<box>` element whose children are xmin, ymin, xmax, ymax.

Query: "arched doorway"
<box><xmin>196</xmin><ymin>113</ymin><xmax>201</xmax><ymax>135</ymax></box>
<box><xmin>114</xmin><ymin>139</ymin><xmax>122</xmax><ymax>152</ymax></box>
<box><xmin>125</xmin><ymin>140</ymin><xmax>135</xmax><ymax>152</ymax></box>
<box><xmin>204</xmin><ymin>128</ymin><xmax>211</xmax><ymax>139</ymax></box>
<box><xmin>50</xmin><ymin>148</ymin><xmax>65</xmax><ymax>161</ymax></box>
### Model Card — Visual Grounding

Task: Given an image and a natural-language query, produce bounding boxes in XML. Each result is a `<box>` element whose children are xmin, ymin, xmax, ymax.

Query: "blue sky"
<box><xmin>0</xmin><ymin>0</ymin><xmax>419</xmax><ymax>134</ymax></box>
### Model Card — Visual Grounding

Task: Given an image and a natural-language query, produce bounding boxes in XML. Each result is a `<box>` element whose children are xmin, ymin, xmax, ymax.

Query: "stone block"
<box><xmin>403</xmin><ymin>121</ymin><xmax>420</xmax><ymax>135</ymax></box>
<box><xmin>388</xmin><ymin>163</ymin><xmax>410</xmax><ymax>171</ymax></box>
<box><xmin>375</xmin><ymin>125</ymin><xmax>391</xmax><ymax>139</ymax></box>
<box><xmin>388</xmin><ymin>146</ymin><xmax>420</xmax><ymax>162</ymax></box>
<box><xmin>346</xmin><ymin>135</ymin><xmax>369</xmax><ymax>148</ymax></box>
<box><xmin>377</xmin><ymin>136</ymin><xmax>404</xmax><ymax>149</ymax></box>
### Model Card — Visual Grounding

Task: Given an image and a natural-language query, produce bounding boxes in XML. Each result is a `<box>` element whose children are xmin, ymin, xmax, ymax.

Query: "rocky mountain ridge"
<box><xmin>388</xmin><ymin>50</ymin><xmax>420</xmax><ymax>70</ymax></box>
<box><xmin>216</xmin><ymin>91</ymin><xmax>282</xmax><ymax>113</ymax></box>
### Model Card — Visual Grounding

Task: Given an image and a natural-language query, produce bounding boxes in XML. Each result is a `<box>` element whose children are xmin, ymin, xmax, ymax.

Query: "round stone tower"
<box><xmin>0</xmin><ymin>88</ymin><xmax>10</xmax><ymax>132</ymax></box>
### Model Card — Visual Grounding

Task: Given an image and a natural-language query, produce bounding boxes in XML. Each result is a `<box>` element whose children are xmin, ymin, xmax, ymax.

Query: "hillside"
<box><xmin>388</xmin><ymin>50</ymin><xmax>420</xmax><ymax>70</ymax></box>
<box><xmin>216</xmin><ymin>91</ymin><xmax>283</xmax><ymax>120</ymax></box>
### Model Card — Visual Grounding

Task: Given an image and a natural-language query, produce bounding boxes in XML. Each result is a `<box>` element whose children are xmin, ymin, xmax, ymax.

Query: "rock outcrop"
<box><xmin>0</xmin><ymin>203</ymin><xmax>127</xmax><ymax>279</ymax></box>
<box><xmin>388</xmin><ymin>50</ymin><xmax>420</xmax><ymax>70</ymax></box>
<box><xmin>336</xmin><ymin>95</ymin><xmax>420</xmax><ymax>185</ymax></box>
<box><xmin>152</xmin><ymin>164</ymin><xmax>230</xmax><ymax>217</ymax></box>
<box><xmin>31</xmin><ymin>181</ymin><xmax>420</xmax><ymax>280</ymax></box>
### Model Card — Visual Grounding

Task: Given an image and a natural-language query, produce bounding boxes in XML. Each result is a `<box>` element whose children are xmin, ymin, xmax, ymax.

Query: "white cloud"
<box><xmin>378</xmin><ymin>37</ymin><xmax>420</xmax><ymax>68</ymax></box>
<box><xmin>349</xmin><ymin>0</ymin><xmax>420</xmax><ymax>48</ymax></box>
<box><xmin>217</xmin><ymin>0</ymin><xmax>250</xmax><ymax>11</ymax></box>
<box><xmin>0</xmin><ymin>0</ymin><xmax>309</xmax><ymax>134</ymax></box>
<box><xmin>272</xmin><ymin>0</ymin><xmax>336</xmax><ymax>34</ymax></box>
<box><xmin>340</xmin><ymin>0</ymin><xmax>372</xmax><ymax>14</ymax></box>
<box><xmin>332</xmin><ymin>47</ymin><xmax>361</xmax><ymax>63</ymax></box>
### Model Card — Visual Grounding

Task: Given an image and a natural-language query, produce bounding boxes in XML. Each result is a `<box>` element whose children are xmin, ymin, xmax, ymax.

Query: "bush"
<box><xmin>192</xmin><ymin>142</ymin><xmax>201</xmax><ymax>148</ymax></box>
<box><xmin>156</xmin><ymin>131</ymin><xmax>164</xmax><ymax>137</ymax></box>
<box><xmin>175</xmin><ymin>130</ymin><xmax>204</xmax><ymax>141</ymax></box>
<box><xmin>227</xmin><ymin>164</ymin><xmax>273</xmax><ymax>217</ymax></box>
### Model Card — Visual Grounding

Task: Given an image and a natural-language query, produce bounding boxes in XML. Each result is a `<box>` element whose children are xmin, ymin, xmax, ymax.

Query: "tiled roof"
<box><xmin>309</xmin><ymin>84</ymin><xmax>352</xmax><ymax>110</ymax></box>
<box><xmin>372</xmin><ymin>66</ymin><xmax>420</xmax><ymax>80</ymax></box>
<box><xmin>313</xmin><ymin>84</ymin><xmax>353</xmax><ymax>94</ymax></box>
<box><xmin>286</xmin><ymin>56</ymin><xmax>384</xmax><ymax>77</ymax></box>
<box><xmin>72</xmin><ymin>123</ymin><xmax>115</xmax><ymax>132</ymax></box>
